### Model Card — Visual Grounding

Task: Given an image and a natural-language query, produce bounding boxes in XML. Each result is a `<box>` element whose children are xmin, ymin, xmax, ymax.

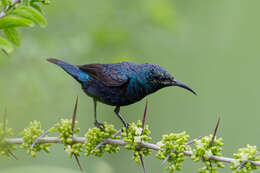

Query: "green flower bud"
<box><xmin>21</xmin><ymin>121</ymin><xmax>51</xmax><ymax>157</ymax></box>
<box><xmin>84</xmin><ymin>122</ymin><xmax>119</xmax><ymax>157</ymax></box>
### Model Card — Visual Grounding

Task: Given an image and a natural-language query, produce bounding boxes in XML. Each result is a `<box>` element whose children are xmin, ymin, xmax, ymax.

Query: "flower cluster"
<box><xmin>0</xmin><ymin>123</ymin><xmax>16</xmax><ymax>157</ymax></box>
<box><xmin>231</xmin><ymin>145</ymin><xmax>260</xmax><ymax>173</ymax></box>
<box><xmin>156</xmin><ymin>132</ymin><xmax>189</xmax><ymax>173</ymax></box>
<box><xmin>121</xmin><ymin>120</ymin><xmax>152</xmax><ymax>164</ymax></box>
<box><xmin>191</xmin><ymin>135</ymin><xmax>224</xmax><ymax>173</ymax></box>
<box><xmin>84</xmin><ymin>122</ymin><xmax>120</xmax><ymax>157</ymax></box>
<box><xmin>50</xmin><ymin>119</ymin><xmax>82</xmax><ymax>157</ymax></box>
<box><xmin>21</xmin><ymin>121</ymin><xmax>50</xmax><ymax>157</ymax></box>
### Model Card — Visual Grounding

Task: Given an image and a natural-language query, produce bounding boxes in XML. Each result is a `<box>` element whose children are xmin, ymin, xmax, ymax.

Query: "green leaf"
<box><xmin>30</xmin><ymin>2</ymin><xmax>43</xmax><ymax>13</ymax></box>
<box><xmin>22</xmin><ymin>0</ymin><xmax>30</xmax><ymax>6</ymax></box>
<box><xmin>3</xmin><ymin>28</ymin><xmax>21</xmax><ymax>46</ymax></box>
<box><xmin>10</xmin><ymin>6</ymin><xmax>47</xmax><ymax>27</ymax></box>
<box><xmin>0</xmin><ymin>15</ymin><xmax>35</xmax><ymax>29</ymax></box>
<box><xmin>0</xmin><ymin>35</ymin><xmax>13</xmax><ymax>54</ymax></box>
<box><xmin>1</xmin><ymin>0</ymin><xmax>9</xmax><ymax>9</ymax></box>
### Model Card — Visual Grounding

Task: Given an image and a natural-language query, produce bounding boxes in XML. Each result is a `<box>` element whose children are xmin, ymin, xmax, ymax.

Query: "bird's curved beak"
<box><xmin>171</xmin><ymin>79</ymin><xmax>197</xmax><ymax>95</ymax></box>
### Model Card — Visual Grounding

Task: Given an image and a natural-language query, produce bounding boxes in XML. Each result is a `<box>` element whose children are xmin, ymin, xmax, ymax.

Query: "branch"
<box><xmin>4</xmin><ymin>136</ymin><xmax>260</xmax><ymax>167</ymax></box>
<box><xmin>2</xmin><ymin>98</ymin><xmax>259</xmax><ymax>173</ymax></box>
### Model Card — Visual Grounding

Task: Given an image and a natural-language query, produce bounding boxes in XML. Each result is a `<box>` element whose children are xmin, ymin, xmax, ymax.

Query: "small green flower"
<box><xmin>51</xmin><ymin>119</ymin><xmax>82</xmax><ymax>157</ymax></box>
<box><xmin>121</xmin><ymin>120</ymin><xmax>152</xmax><ymax>164</ymax></box>
<box><xmin>231</xmin><ymin>145</ymin><xmax>260</xmax><ymax>173</ymax></box>
<box><xmin>20</xmin><ymin>121</ymin><xmax>50</xmax><ymax>157</ymax></box>
<box><xmin>65</xmin><ymin>143</ymin><xmax>83</xmax><ymax>157</ymax></box>
<box><xmin>84</xmin><ymin>122</ymin><xmax>120</xmax><ymax>157</ymax></box>
<box><xmin>191</xmin><ymin>135</ymin><xmax>224</xmax><ymax>173</ymax></box>
<box><xmin>0</xmin><ymin>123</ymin><xmax>16</xmax><ymax>157</ymax></box>
<box><xmin>156</xmin><ymin>131</ymin><xmax>189</xmax><ymax>173</ymax></box>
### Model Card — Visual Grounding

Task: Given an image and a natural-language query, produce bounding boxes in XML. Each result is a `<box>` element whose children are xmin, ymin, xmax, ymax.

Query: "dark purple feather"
<box><xmin>78</xmin><ymin>64</ymin><xmax>129</xmax><ymax>87</ymax></box>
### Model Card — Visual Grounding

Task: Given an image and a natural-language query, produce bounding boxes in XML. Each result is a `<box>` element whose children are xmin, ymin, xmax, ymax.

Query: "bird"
<box><xmin>47</xmin><ymin>58</ymin><xmax>196</xmax><ymax>129</ymax></box>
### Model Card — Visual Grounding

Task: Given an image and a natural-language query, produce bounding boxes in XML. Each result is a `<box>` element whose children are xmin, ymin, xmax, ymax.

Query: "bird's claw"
<box><xmin>94</xmin><ymin>121</ymin><xmax>105</xmax><ymax>131</ymax></box>
<box><xmin>124</xmin><ymin>123</ymin><xmax>130</xmax><ymax>130</ymax></box>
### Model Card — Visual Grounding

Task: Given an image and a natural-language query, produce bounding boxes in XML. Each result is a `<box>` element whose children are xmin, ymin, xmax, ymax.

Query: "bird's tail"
<box><xmin>47</xmin><ymin>58</ymin><xmax>88</xmax><ymax>82</ymax></box>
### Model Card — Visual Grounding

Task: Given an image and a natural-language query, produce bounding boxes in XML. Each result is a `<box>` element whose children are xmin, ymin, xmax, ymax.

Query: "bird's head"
<box><xmin>147</xmin><ymin>64</ymin><xmax>197</xmax><ymax>95</ymax></box>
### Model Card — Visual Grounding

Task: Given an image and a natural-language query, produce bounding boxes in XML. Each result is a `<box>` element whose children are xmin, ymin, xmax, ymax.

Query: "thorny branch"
<box><xmin>4</xmin><ymin>136</ymin><xmax>260</xmax><ymax>167</ymax></box>
<box><xmin>3</xmin><ymin>97</ymin><xmax>260</xmax><ymax>172</ymax></box>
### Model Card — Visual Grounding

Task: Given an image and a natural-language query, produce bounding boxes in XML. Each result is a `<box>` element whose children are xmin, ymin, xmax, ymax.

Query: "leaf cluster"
<box><xmin>0</xmin><ymin>0</ymin><xmax>49</xmax><ymax>54</ymax></box>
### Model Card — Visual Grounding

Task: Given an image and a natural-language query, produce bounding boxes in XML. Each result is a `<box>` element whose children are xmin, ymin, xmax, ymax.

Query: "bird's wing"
<box><xmin>78</xmin><ymin>63</ymin><xmax>129</xmax><ymax>87</ymax></box>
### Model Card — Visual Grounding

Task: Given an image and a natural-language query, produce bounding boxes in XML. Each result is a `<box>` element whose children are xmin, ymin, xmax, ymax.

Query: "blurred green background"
<box><xmin>1</xmin><ymin>0</ymin><xmax>260</xmax><ymax>172</ymax></box>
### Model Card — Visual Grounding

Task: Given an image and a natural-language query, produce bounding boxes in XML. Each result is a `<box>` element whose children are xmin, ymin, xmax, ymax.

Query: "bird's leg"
<box><xmin>93</xmin><ymin>99</ymin><xmax>105</xmax><ymax>130</ymax></box>
<box><xmin>114</xmin><ymin>106</ymin><xmax>129</xmax><ymax>129</ymax></box>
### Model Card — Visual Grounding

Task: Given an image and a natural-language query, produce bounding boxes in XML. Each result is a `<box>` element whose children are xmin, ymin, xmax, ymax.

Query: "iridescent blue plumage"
<box><xmin>47</xmin><ymin>58</ymin><xmax>196</xmax><ymax>129</ymax></box>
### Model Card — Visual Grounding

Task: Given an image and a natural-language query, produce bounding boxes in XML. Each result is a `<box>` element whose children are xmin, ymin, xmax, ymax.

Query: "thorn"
<box><xmin>71</xmin><ymin>96</ymin><xmax>79</xmax><ymax>133</ymax></box>
<box><xmin>139</xmin><ymin>154</ymin><xmax>146</xmax><ymax>173</ymax></box>
<box><xmin>1</xmin><ymin>48</ymin><xmax>9</xmax><ymax>56</ymax></box>
<box><xmin>210</xmin><ymin>117</ymin><xmax>221</xmax><ymax>147</ymax></box>
<box><xmin>142</xmin><ymin>100</ymin><xmax>148</xmax><ymax>134</ymax></box>
<box><xmin>74</xmin><ymin>154</ymin><xmax>83</xmax><ymax>171</ymax></box>
<box><xmin>8</xmin><ymin>149</ymin><xmax>18</xmax><ymax>160</ymax></box>
<box><xmin>3</xmin><ymin>107</ymin><xmax>7</xmax><ymax>134</ymax></box>
<box><xmin>2</xmin><ymin>109</ymin><xmax>17</xmax><ymax>160</ymax></box>
<box><xmin>70</xmin><ymin>97</ymin><xmax>83</xmax><ymax>171</ymax></box>
<box><xmin>208</xmin><ymin>117</ymin><xmax>221</xmax><ymax>172</ymax></box>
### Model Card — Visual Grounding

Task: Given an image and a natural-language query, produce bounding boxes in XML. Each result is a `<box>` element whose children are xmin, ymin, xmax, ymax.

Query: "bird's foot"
<box><xmin>94</xmin><ymin>121</ymin><xmax>105</xmax><ymax>131</ymax></box>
